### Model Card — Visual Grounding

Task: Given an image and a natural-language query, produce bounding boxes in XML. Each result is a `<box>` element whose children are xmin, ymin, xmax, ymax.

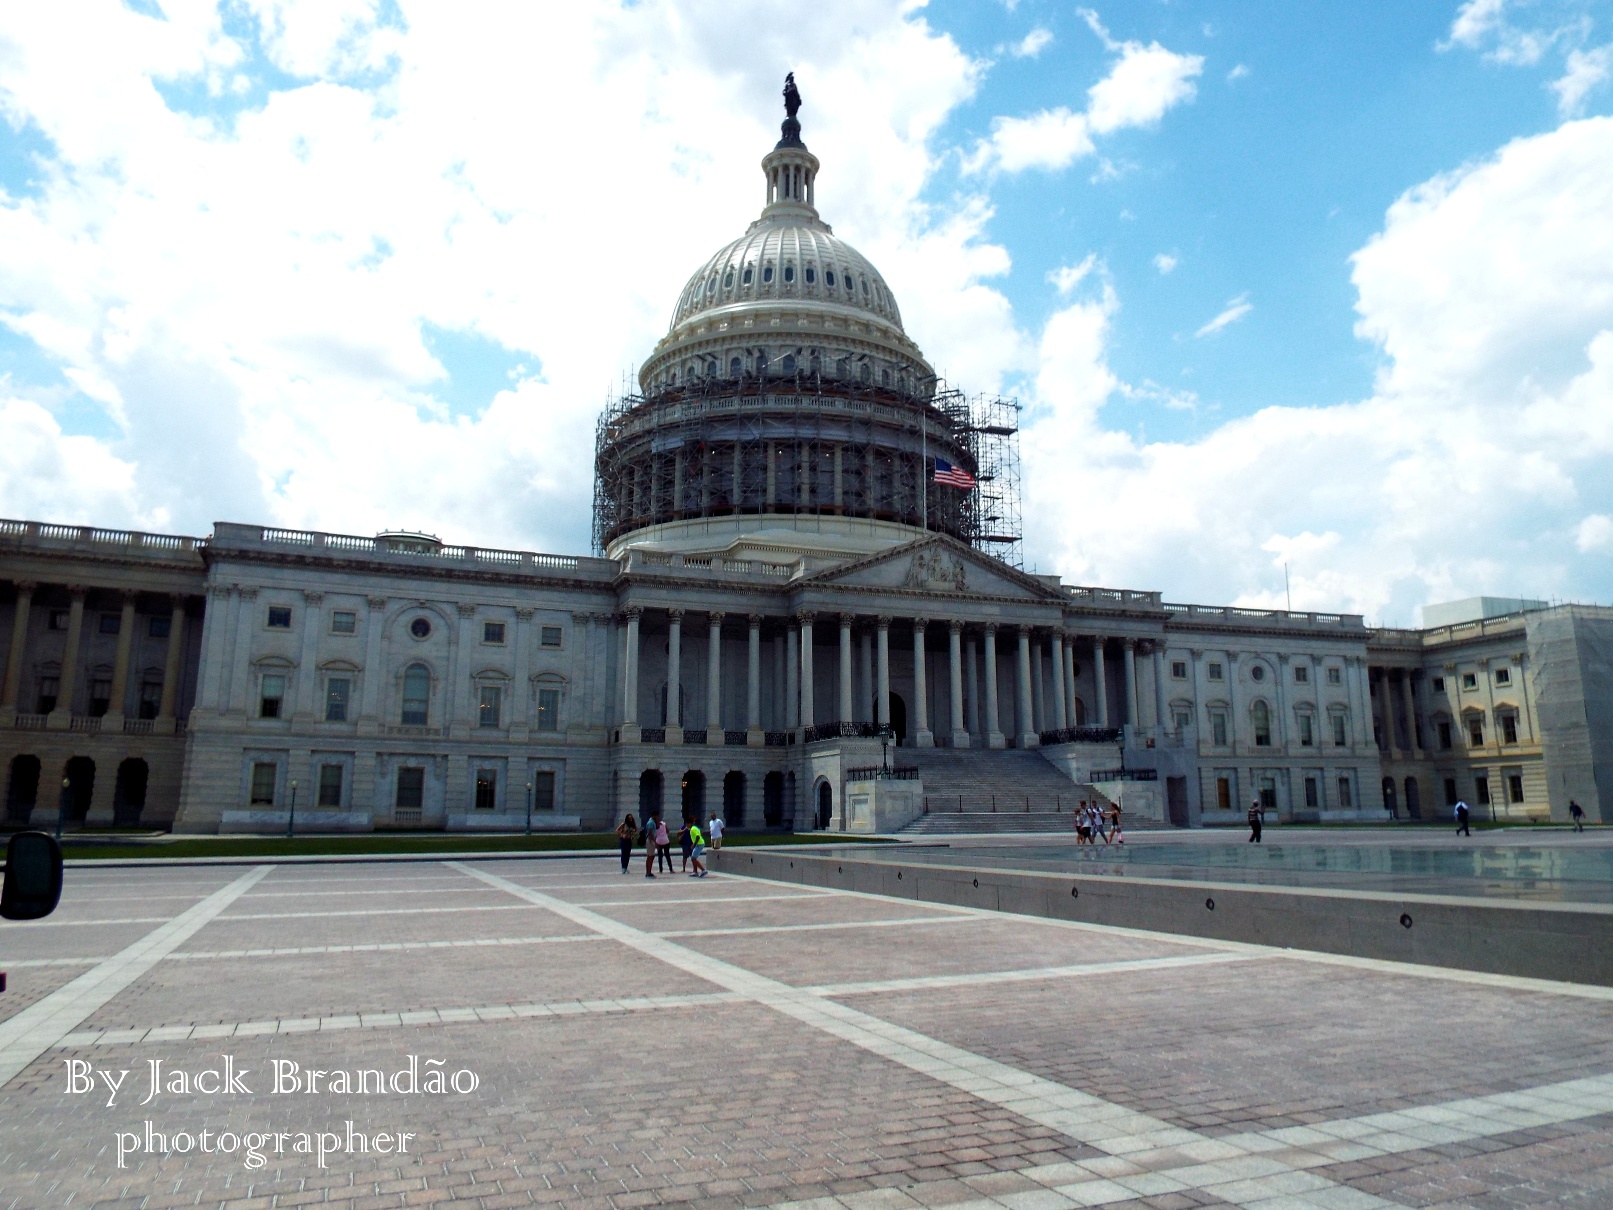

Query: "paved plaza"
<box><xmin>4</xmin><ymin>848</ymin><xmax>1613</xmax><ymax>1209</ymax></box>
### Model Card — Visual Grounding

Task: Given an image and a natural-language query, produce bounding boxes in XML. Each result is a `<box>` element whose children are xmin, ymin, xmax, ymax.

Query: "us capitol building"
<box><xmin>3</xmin><ymin>84</ymin><xmax>1611</xmax><ymax>834</ymax></box>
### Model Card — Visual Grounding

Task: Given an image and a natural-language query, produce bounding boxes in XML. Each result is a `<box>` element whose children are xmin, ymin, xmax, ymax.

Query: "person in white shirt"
<box><xmin>708</xmin><ymin>813</ymin><xmax>725</xmax><ymax>850</ymax></box>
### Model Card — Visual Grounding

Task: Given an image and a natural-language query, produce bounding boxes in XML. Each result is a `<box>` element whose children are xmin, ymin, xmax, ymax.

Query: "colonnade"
<box><xmin>617</xmin><ymin>608</ymin><xmax>1164</xmax><ymax>748</ymax></box>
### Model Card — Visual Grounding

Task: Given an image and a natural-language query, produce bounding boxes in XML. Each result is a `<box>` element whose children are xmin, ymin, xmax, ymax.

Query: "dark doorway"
<box><xmin>64</xmin><ymin>756</ymin><xmax>96</xmax><ymax>823</ymax></box>
<box><xmin>889</xmin><ymin>693</ymin><xmax>907</xmax><ymax>746</ymax></box>
<box><xmin>113</xmin><ymin>758</ymin><xmax>149</xmax><ymax>826</ymax></box>
<box><xmin>638</xmin><ymin>769</ymin><xmax>663</xmax><ymax>820</ymax></box>
<box><xmin>723</xmin><ymin>771</ymin><xmax>746</xmax><ymax>826</ymax></box>
<box><xmin>785</xmin><ymin>772</ymin><xmax>796</xmax><ymax>829</ymax></box>
<box><xmin>1404</xmin><ymin>776</ymin><xmax>1422</xmax><ymax>820</ymax></box>
<box><xmin>1166</xmin><ymin>775</ymin><xmax>1189</xmax><ymax>827</ymax></box>
<box><xmin>1382</xmin><ymin>776</ymin><xmax>1398</xmax><ymax>818</ymax></box>
<box><xmin>763</xmin><ymin>771</ymin><xmax>784</xmax><ymax>827</ymax></box>
<box><xmin>681</xmin><ymin>770</ymin><xmax>706</xmax><ymax>822</ymax></box>
<box><xmin>816</xmin><ymin>780</ymin><xmax>833</xmax><ymax>830</ymax></box>
<box><xmin>6</xmin><ymin>754</ymin><xmax>41</xmax><ymax>823</ymax></box>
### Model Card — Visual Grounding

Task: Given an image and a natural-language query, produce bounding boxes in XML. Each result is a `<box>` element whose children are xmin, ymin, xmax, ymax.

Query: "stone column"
<box><xmin>948</xmin><ymin>621</ymin><xmax>968</xmax><ymax>747</ymax></box>
<box><xmin>1122</xmin><ymin>638</ymin><xmax>1139</xmax><ymax>729</ymax></box>
<box><xmin>706</xmin><ymin>613</ymin><xmax>723</xmax><ymax>744</ymax></box>
<box><xmin>511</xmin><ymin>609</ymin><xmax>534</xmax><ymax>732</ymax></box>
<box><xmin>838</xmin><ymin>615</ymin><xmax>853</xmax><ymax>725</ymax></box>
<box><xmin>621</xmin><ymin>608</ymin><xmax>641</xmax><ymax>734</ymax></box>
<box><xmin>1091</xmin><ymin>637</ymin><xmax>1109</xmax><ymax>728</ymax></box>
<box><xmin>1015</xmin><ymin>625</ymin><xmax>1037</xmax><ymax>748</ymax></box>
<box><xmin>227</xmin><ymin>588</ymin><xmax>259</xmax><ymax>716</ymax></box>
<box><xmin>156</xmin><ymin>597</ymin><xmax>187</xmax><ymax>733</ymax></box>
<box><xmin>357</xmin><ymin>596</ymin><xmax>386</xmax><ymax>732</ymax></box>
<box><xmin>1050</xmin><ymin>631</ymin><xmax>1068</xmax><ymax>731</ymax></box>
<box><xmin>1189</xmin><ymin>649</ymin><xmax>1206</xmax><ymax>741</ymax></box>
<box><xmin>1226</xmin><ymin>652</ymin><xmax>1242</xmax><ymax>754</ymax></box>
<box><xmin>1350</xmin><ymin>656</ymin><xmax>1372</xmax><ymax>752</ymax></box>
<box><xmin>1275</xmin><ymin>654</ymin><xmax>1291</xmax><ymax>751</ymax></box>
<box><xmin>449</xmin><ymin>603</ymin><xmax>476</xmax><ymax>738</ymax></box>
<box><xmin>859</xmin><ymin>628</ymin><xmax>873</xmax><ymax>722</ymax></box>
<box><xmin>983</xmin><ymin>624</ymin><xmax>1004</xmax><ymax>748</ymax></box>
<box><xmin>746</xmin><ymin>614</ymin><xmax>763</xmax><ymax>744</ymax></box>
<box><xmin>1374</xmin><ymin>667</ymin><xmax>1394</xmax><ymax>755</ymax></box>
<box><xmin>1401</xmin><ymin>671</ymin><xmax>1422</xmax><ymax>757</ymax></box>
<box><xmin>876</xmin><ymin>617</ymin><xmax>891</xmax><ymax>729</ymax></box>
<box><xmin>1</xmin><ymin>581</ymin><xmax>36</xmax><ymax>718</ymax></box>
<box><xmin>785</xmin><ymin>623</ymin><xmax>799</xmax><ymax>732</ymax></box>
<box><xmin>1063</xmin><ymin>634</ymin><xmax>1078</xmax><ymax>726</ymax></box>
<box><xmin>295</xmin><ymin>591</ymin><xmax>323</xmax><ymax>720</ymax></box>
<box><xmin>965</xmin><ymin>634</ymin><xmax>980</xmax><ymax>737</ymax></box>
<box><xmin>1153</xmin><ymin>645</ymin><xmax>1168</xmax><ymax>732</ymax></box>
<box><xmin>47</xmin><ymin>586</ymin><xmax>87</xmax><ymax>729</ymax></box>
<box><xmin>912</xmin><ymin>620</ymin><xmax>933</xmax><ymax>746</ymax></box>
<box><xmin>666</xmin><ymin>609</ymin><xmax>683</xmax><ymax>741</ymax></box>
<box><xmin>1030</xmin><ymin>637</ymin><xmax>1045</xmax><ymax>734</ymax></box>
<box><xmin>104</xmin><ymin>593</ymin><xmax>137</xmax><ymax>727</ymax></box>
<box><xmin>798</xmin><ymin>613</ymin><xmax>815</xmax><ymax>732</ymax></box>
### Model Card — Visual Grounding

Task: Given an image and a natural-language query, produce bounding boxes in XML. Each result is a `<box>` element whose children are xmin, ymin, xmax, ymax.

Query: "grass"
<box><xmin>58</xmin><ymin>831</ymin><xmax>884</xmax><ymax>861</ymax></box>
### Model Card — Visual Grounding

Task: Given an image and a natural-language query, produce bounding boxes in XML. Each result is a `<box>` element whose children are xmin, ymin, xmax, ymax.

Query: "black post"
<box><xmin>56</xmin><ymin>776</ymin><xmax>69</xmax><ymax>841</ymax></box>
<box><xmin>525</xmin><ymin>781</ymin><xmax>533</xmax><ymax>836</ymax></box>
<box><xmin>286</xmin><ymin>779</ymin><xmax>298</xmax><ymax>839</ymax></box>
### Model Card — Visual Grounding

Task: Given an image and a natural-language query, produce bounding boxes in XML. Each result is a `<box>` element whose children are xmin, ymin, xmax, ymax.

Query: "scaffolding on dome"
<box><xmin>591</xmin><ymin>373</ymin><xmax>1022</xmax><ymax>567</ymax></box>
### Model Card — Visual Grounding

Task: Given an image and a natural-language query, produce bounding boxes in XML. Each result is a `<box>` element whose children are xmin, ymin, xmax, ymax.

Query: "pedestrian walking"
<box><xmin>1247</xmin><ymin>798</ymin><xmax>1263</xmax><ymax>844</ymax></box>
<box><xmin>678</xmin><ymin>815</ymin><xmax>696</xmax><ymax>872</ymax></box>
<box><xmin>1074</xmin><ymin>800</ymin><xmax>1089</xmax><ymax>845</ymax></box>
<box><xmin>616</xmin><ymin>813</ymin><xmax>637</xmax><ymax>874</ymax></box>
<box><xmin>643</xmin><ymin>812</ymin><xmax>659</xmax><ymax>878</ymax></box>
<box><xmin>688</xmin><ymin>818</ymin><xmax>708</xmax><ymax>877</ymax></box>
<box><xmin>655</xmin><ymin>816</ymin><xmax>674</xmax><ymax>872</ymax></box>
<box><xmin>1570</xmin><ymin>800</ymin><xmax>1586</xmax><ymax>832</ymax></box>
<box><xmin>1454</xmin><ymin>799</ymin><xmax>1471</xmax><ymax>837</ymax></box>
<box><xmin>1108</xmin><ymin>802</ymin><xmax>1124</xmax><ymax>845</ymax></box>
<box><xmin>709</xmin><ymin>813</ymin><xmax>725</xmax><ymax>850</ymax></box>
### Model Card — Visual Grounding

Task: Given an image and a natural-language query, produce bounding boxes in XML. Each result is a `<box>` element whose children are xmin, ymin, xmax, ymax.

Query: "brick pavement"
<box><xmin>1</xmin><ymin>854</ymin><xmax>1612</xmax><ymax>1208</ymax></box>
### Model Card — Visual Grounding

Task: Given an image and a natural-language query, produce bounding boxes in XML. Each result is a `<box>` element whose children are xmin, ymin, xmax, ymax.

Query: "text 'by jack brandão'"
<box><xmin>64</xmin><ymin>1054</ymin><xmax>479</xmax><ymax>1169</ymax></box>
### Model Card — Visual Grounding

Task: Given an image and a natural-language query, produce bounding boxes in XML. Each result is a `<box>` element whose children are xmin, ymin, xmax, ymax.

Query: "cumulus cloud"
<box><xmin>1010</xmin><ymin>28</ymin><xmax>1053</xmax><ymax>58</ymax></box>
<box><xmin>1021</xmin><ymin>116</ymin><xmax>1613</xmax><ymax>621</ymax></box>
<box><xmin>1152</xmin><ymin>252</ymin><xmax>1177</xmax><ymax>274</ymax></box>
<box><xmin>1554</xmin><ymin>44</ymin><xmax>1613</xmax><ymax>114</ymax></box>
<box><xmin>967</xmin><ymin>12</ymin><xmax>1202</xmax><ymax>174</ymax></box>
<box><xmin>1048</xmin><ymin>255</ymin><xmax>1099</xmax><ymax>295</ymax></box>
<box><xmin>1194</xmin><ymin>293</ymin><xmax>1252</xmax><ymax>337</ymax></box>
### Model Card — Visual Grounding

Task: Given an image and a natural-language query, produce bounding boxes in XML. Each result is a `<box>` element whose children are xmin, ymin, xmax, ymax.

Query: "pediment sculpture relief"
<box><xmin>904</xmin><ymin>549</ymin><xmax>968</xmax><ymax>592</ymax></box>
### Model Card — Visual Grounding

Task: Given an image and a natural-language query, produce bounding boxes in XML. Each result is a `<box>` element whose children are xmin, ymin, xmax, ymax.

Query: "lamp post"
<box><xmin>525</xmin><ymin>780</ymin><xmax>533</xmax><ymax>836</ymax></box>
<box><xmin>287</xmin><ymin>779</ymin><xmax>298</xmax><ymax>840</ymax></box>
<box><xmin>56</xmin><ymin>775</ymin><xmax>69</xmax><ymax>841</ymax></box>
<box><xmin>879</xmin><ymin>724</ymin><xmax>892</xmax><ymax>775</ymax></box>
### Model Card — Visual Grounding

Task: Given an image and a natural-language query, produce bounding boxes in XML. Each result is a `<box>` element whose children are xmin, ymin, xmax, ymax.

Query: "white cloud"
<box><xmin>1048</xmin><ymin>255</ymin><xmax>1099</xmax><ymax>295</ymax></box>
<box><xmin>1152</xmin><ymin>252</ymin><xmax>1178</xmax><ymax>274</ymax></box>
<box><xmin>1553</xmin><ymin>43</ymin><xmax>1613</xmax><ymax>114</ymax></box>
<box><xmin>1443</xmin><ymin>0</ymin><xmax>1557</xmax><ymax>65</ymax></box>
<box><xmin>1194</xmin><ymin>293</ymin><xmax>1252</xmax><ymax>337</ymax></box>
<box><xmin>1010</xmin><ymin>28</ymin><xmax>1053</xmax><ymax>58</ymax></box>
<box><xmin>968</xmin><ymin>14</ymin><xmax>1201</xmax><ymax>174</ymax></box>
<box><xmin>1227</xmin><ymin>63</ymin><xmax>1249</xmax><ymax>81</ymax></box>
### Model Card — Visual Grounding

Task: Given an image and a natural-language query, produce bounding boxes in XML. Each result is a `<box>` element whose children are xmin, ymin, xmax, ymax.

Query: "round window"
<box><xmin>410</xmin><ymin>617</ymin><xmax>432</xmax><ymax>640</ymax></box>
<box><xmin>1251</xmin><ymin>664</ymin><xmax>1265</xmax><ymax>682</ymax></box>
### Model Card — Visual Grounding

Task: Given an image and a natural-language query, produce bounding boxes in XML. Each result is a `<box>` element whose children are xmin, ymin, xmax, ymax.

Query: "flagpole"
<box><xmin>921</xmin><ymin>407</ymin><xmax>928</xmax><ymax>532</ymax></box>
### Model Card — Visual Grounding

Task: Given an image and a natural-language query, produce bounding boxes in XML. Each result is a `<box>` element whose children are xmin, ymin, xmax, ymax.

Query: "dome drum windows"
<box><xmin>805</xmin><ymin>266</ymin><xmax>815</xmax><ymax>284</ymax></box>
<box><xmin>825</xmin><ymin>269</ymin><xmax>835</xmax><ymax>287</ymax></box>
<box><xmin>763</xmin><ymin>265</ymin><xmax>774</xmax><ymax>283</ymax></box>
<box><xmin>742</xmin><ymin>265</ymin><xmax>753</xmax><ymax>285</ymax></box>
<box><xmin>723</xmin><ymin>268</ymin><xmax>734</xmax><ymax>288</ymax></box>
<box><xmin>781</xmin><ymin>353</ymin><xmax>796</xmax><ymax>373</ymax></box>
<box><xmin>783</xmin><ymin>265</ymin><xmax>795</xmax><ymax>283</ymax></box>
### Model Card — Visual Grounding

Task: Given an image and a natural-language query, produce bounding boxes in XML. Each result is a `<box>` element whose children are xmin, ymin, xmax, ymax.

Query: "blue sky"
<box><xmin>1</xmin><ymin>1</ymin><xmax>1611</xmax><ymax>623</ymax></box>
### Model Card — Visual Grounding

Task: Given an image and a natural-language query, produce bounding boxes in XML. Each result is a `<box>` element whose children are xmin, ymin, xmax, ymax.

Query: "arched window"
<box><xmin>742</xmin><ymin>265</ymin><xmax>753</xmax><ymax>285</ymax></box>
<box><xmin>401</xmin><ymin>664</ymin><xmax>430</xmax><ymax>726</ymax></box>
<box><xmin>1252</xmin><ymin>700</ymin><xmax>1271</xmax><ymax>747</ymax></box>
<box><xmin>781</xmin><ymin>353</ymin><xmax>796</xmax><ymax>373</ymax></box>
<box><xmin>757</xmin><ymin>350</ymin><xmax>769</xmax><ymax>373</ymax></box>
<box><xmin>859</xmin><ymin>363</ymin><xmax>872</xmax><ymax>383</ymax></box>
<box><xmin>805</xmin><ymin>266</ymin><xmax>816</xmax><ymax>284</ymax></box>
<box><xmin>783</xmin><ymin>265</ymin><xmax>795</xmax><ymax>283</ymax></box>
<box><xmin>825</xmin><ymin>269</ymin><xmax>836</xmax><ymax>287</ymax></box>
<box><xmin>763</xmin><ymin>265</ymin><xmax>774</xmax><ymax>283</ymax></box>
<box><xmin>705</xmin><ymin>276</ymin><xmax>716</xmax><ymax>295</ymax></box>
<box><xmin>881</xmin><ymin>369</ymin><xmax>890</xmax><ymax>386</ymax></box>
<box><xmin>723</xmin><ymin>268</ymin><xmax>733</xmax><ymax>288</ymax></box>
<box><xmin>729</xmin><ymin>357</ymin><xmax>742</xmax><ymax>377</ymax></box>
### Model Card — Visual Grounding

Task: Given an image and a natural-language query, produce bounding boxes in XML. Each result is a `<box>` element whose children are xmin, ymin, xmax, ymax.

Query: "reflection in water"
<box><xmin>823</xmin><ymin>841</ymin><xmax>1613</xmax><ymax>904</ymax></box>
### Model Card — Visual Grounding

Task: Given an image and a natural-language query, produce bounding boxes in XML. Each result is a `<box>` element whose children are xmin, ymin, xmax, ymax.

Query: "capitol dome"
<box><xmin>595</xmin><ymin>76</ymin><xmax>980</xmax><ymax>565</ymax></box>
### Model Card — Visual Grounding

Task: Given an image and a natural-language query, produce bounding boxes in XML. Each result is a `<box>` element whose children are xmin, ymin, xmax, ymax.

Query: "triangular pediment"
<box><xmin>802</xmin><ymin>534</ymin><xmax>1063</xmax><ymax>602</ymax></box>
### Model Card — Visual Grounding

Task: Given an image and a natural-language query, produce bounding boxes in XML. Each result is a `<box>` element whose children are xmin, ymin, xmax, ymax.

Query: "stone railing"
<box><xmin>803</xmin><ymin>721</ymin><xmax>884</xmax><ymax>742</ymax></box>
<box><xmin>724</xmin><ymin>730</ymin><xmax>749</xmax><ymax>746</ymax></box>
<box><xmin>639</xmin><ymin>727</ymin><xmax>666</xmax><ymax>744</ymax></box>
<box><xmin>1039</xmin><ymin>726</ymin><xmax>1122</xmax><ymax>746</ymax></box>
<box><xmin>1065</xmin><ymin>586</ymin><xmax>1163</xmax><ymax>608</ymax></box>
<box><xmin>12</xmin><ymin>713</ymin><xmax>47</xmax><ymax>730</ymax></box>
<box><xmin>682</xmin><ymin>729</ymin><xmax>707</xmax><ymax>745</ymax></box>
<box><xmin>764</xmin><ymin>730</ymin><xmax>792</xmax><ymax>747</ymax></box>
<box><xmin>213</xmin><ymin>523</ymin><xmax>613</xmax><ymax>578</ymax></box>
<box><xmin>0</xmin><ymin>518</ymin><xmax>206</xmax><ymax>561</ymax></box>
<box><xmin>845</xmin><ymin>765</ymin><xmax>919</xmax><ymax>781</ymax></box>
<box><xmin>1163</xmin><ymin>602</ymin><xmax>1365</xmax><ymax>630</ymax></box>
<box><xmin>1088</xmin><ymin>768</ymin><xmax>1158</xmax><ymax>782</ymax></box>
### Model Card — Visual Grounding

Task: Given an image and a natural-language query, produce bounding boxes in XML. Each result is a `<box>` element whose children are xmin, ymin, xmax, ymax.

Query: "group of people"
<box><xmin>1073</xmin><ymin>800</ymin><xmax>1123</xmax><ymax>845</ymax></box>
<box><xmin>614</xmin><ymin>810</ymin><xmax>724</xmax><ymax>878</ymax></box>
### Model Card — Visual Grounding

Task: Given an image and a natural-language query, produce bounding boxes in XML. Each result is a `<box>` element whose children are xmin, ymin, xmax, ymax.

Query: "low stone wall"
<box><xmin>711</xmin><ymin>847</ymin><xmax>1613</xmax><ymax>987</ymax></box>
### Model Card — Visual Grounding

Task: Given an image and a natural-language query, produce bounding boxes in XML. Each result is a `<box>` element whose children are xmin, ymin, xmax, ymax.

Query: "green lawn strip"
<box><xmin>59</xmin><ymin>832</ymin><xmax>886</xmax><ymax>861</ymax></box>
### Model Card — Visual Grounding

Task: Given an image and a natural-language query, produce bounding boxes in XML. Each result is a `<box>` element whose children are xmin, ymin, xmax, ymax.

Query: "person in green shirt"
<box><xmin>687</xmin><ymin>817</ymin><xmax>708</xmax><ymax>878</ymax></box>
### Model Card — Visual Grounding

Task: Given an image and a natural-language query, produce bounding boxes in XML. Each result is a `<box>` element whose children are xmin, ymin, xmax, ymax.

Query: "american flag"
<box><xmin>932</xmin><ymin>457</ymin><xmax>977</xmax><ymax>489</ymax></box>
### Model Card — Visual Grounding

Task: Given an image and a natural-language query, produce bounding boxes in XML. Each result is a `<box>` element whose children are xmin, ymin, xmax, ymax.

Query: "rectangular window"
<box><xmin>536</xmin><ymin>687</ymin><xmax>561</xmax><ymax>732</ymax></box>
<box><xmin>48</xmin><ymin>609</ymin><xmax>69</xmax><ymax>631</ymax></box>
<box><xmin>1431</xmin><ymin>676</ymin><xmax>1444</xmax><ymax>692</ymax></box>
<box><xmin>331</xmin><ymin>611</ymin><xmax>357</xmax><ymax>635</ymax></box>
<box><xmin>138</xmin><ymin>681</ymin><xmax>161</xmax><ymax>720</ymax></box>
<box><xmin>478</xmin><ymin>685</ymin><xmax>502</xmax><ymax>728</ymax></box>
<box><xmin>1332</xmin><ymin>714</ymin><xmax>1348</xmax><ymax>747</ymax></box>
<box><xmin>533</xmin><ymin>770</ymin><xmax>555</xmax><ymax>811</ymax></box>
<box><xmin>1216</xmin><ymin>777</ymin><xmax>1231</xmax><ymax>811</ymax></box>
<box><xmin>395</xmin><ymin>767</ymin><xmax>425</xmax><ymax>810</ymax></box>
<box><xmin>1475</xmin><ymin>775</ymin><xmax>1491</xmax><ymax>806</ymax></box>
<box><xmin>1171</xmin><ymin>660</ymin><xmax>1187</xmax><ymax>679</ymax></box>
<box><xmin>1338</xmin><ymin>777</ymin><xmax>1353</xmax><ymax>808</ymax></box>
<box><xmin>1461</xmin><ymin>672</ymin><xmax>1477</xmax><ymax>690</ymax></box>
<box><xmin>99</xmin><ymin>613</ymin><xmax>120</xmax><ymax>635</ymax></box>
<box><xmin>149</xmin><ymin>616</ymin><xmax>171</xmax><ymax>639</ymax></box>
<box><xmin>482</xmin><ymin>621</ymin><xmax>506</xmax><ymax>645</ymax></box>
<box><xmin>1467</xmin><ymin>716</ymin><xmax>1484</xmax><ymax>746</ymax></box>
<box><xmin>540</xmin><ymin>626</ymin><xmax>563</xmax><ymax>648</ymax></box>
<box><xmin>1259</xmin><ymin>777</ymin><xmax>1277</xmax><ymax>811</ymax></box>
<box><xmin>1210</xmin><ymin>711</ymin><xmax>1228</xmax><ymax>746</ymax></box>
<box><xmin>36</xmin><ymin>675</ymin><xmax>59</xmax><ymax>714</ymax></box>
<box><xmin>325</xmin><ymin>677</ymin><xmax>351</xmax><ymax>722</ymax></box>
<box><xmin>1327</xmin><ymin>666</ymin><xmax>1343</xmax><ymax>686</ymax></box>
<box><xmin>260</xmin><ymin>673</ymin><xmax>286</xmax><ymax>719</ymax></box>
<box><xmin>250</xmin><ymin>762</ymin><xmax>277</xmax><ymax>805</ymax></box>
<box><xmin>1208</xmin><ymin>662</ymin><xmax>1224</xmax><ymax>681</ymax></box>
<box><xmin>266</xmin><ymin>606</ymin><xmax>293</xmax><ymax>629</ymax></box>
<box><xmin>1507</xmin><ymin>773</ymin><xmax>1524</xmax><ymax>804</ymax></box>
<box><xmin>89</xmin><ymin>678</ymin><xmax>112</xmax><ymax>717</ymax></box>
<box><xmin>1444</xmin><ymin>777</ymin><xmax>1458</xmax><ymax>806</ymax></box>
<box><xmin>317</xmin><ymin>764</ymin><xmax>344</xmax><ymax>807</ymax></box>
<box><xmin>1294</xmin><ymin>664</ymin><xmax>1309</xmax><ymax>684</ymax></box>
<box><xmin>1495</xmin><ymin>667</ymin><xmax>1511</xmax><ymax>686</ymax></box>
<box><xmin>1501</xmin><ymin>714</ymin><xmax>1518</xmax><ymax>744</ymax></box>
<box><xmin>474</xmin><ymin>769</ymin><xmax>498</xmax><ymax>810</ymax></box>
<box><xmin>1438</xmin><ymin>720</ymin><xmax>1453</xmax><ymax>749</ymax></box>
<box><xmin>1305</xmin><ymin>777</ymin><xmax>1319</xmax><ymax>809</ymax></box>
<box><xmin>1173</xmin><ymin>709</ymin><xmax>1192</xmax><ymax>732</ymax></box>
<box><xmin>1298</xmin><ymin>714</ymin><xmax>1314</xmax><ymax>747</ymax></box>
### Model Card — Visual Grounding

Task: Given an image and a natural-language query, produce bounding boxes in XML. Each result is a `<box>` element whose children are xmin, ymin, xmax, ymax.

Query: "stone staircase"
<box><xmin>899</xmin><ymin>748</ymin><xmax>1109</xmax><ymax>835</ymax></box>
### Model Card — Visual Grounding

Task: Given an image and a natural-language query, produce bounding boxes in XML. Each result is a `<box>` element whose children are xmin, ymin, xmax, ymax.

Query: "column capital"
<box><xmin>839</xmin><ymin>612</ymin><xmax>855</xmax><ymax>628</ymax></box>
<box><xmin>912</xmin><ymin>617</ymin><xmax>927</xmax><ymax>633</ymax></box>
<box><xmin>1121</xmin><ymin>635</ymin><xmax>1137</xmax><ymax>649</ymax></box>
<box><xmin>1090</xmin><ymin>633</ymin><xmax>1107</xmax><ymax>645</ymax></box>
<box><xmin>302</xmin><ymin>590</ymin><xmax>323</xmax><ymax>605</ymax></box>
<box><xmin>1277</xmin><ymin>652</ymin><xmax>1290</xmax><ymax>665</ymax></box>
<box><xmin>707</xmin><ymin>611</ymin><xmax>724</xmax><ymax>626</ymax></box>
<box><xmin>877</xmin><ymin>615</ymin><xmax>892</xmax><ymax>630</ymax></box>
<box><xmin>64</xmin><ymin>583</ymin><xmax>88</xmax><ymax>600</ymax></box>
<box><xmin>948</xmin><ymin>618</ymin><xmax>963</xmax><ymax>635</ymax></box>
<box><xmin>1016</xmin><ymin>623</ymin><xmax>1032</xmax><ymax>637</ymax></box>
<box><xmin>517</xmin><ymin>607</ymin><xmax>538</xmax><ymax>621</ymax></box>
<box><xmin>624</xmin><ymin>606</ymin><xmax>643</xmax><ymax>619</ymax></box>
<box><xmin>11</xmin><ymin>580</ymin><xmax>37</xmax><ymax>595</ymax></box>
<box><xmin>983</xmin><ymin>621</ymin><xmax>997</xmax><ymax>635</ymax></box>
<box><xmin>668</xmin><ymin>608</ymin><xmax>685</xmax><ymax>622</ymax></box>
<box><xmin>457</xmin><ymin>602</ymin><xmax>477</xmax><ymax>618</ymax></box>
<box><xmin>237</xmin><ymin>586</ymin><xmax>258</xmax><ymax>601</ymax></box>
<box><xmin>366</xmin><ymin>596</ymin><xmax>388</xmax><ymax>611</ymax></box>
<box><xmin>748</xmin><ymin>613</ymin><xmax>764</xmax><ymax>627</ymax></box>
<box><xmin>168</xmin><ymin>593</ymin><xmax>188</xmax><ymax>611</ymax></box>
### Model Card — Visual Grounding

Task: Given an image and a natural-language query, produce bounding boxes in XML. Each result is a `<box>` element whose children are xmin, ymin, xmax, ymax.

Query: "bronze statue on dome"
<box><xmin>783</xmin><ymin>72</ymin><xmax>801</xmax><ymax>119</ymax></box>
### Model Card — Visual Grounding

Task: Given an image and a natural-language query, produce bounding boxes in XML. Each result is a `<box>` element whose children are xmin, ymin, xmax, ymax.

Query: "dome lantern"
<box><xmin>760</xmin><ymin>71</ymin><xmax>820</xmax><ymax>219</ymax></box>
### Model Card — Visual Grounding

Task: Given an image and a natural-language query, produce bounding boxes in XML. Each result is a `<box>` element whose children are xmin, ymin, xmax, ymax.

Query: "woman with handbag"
<box><xmin>615</xmin><ymin>814</ymin><xmax>637</xmax><ymax>874</ymax></box>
